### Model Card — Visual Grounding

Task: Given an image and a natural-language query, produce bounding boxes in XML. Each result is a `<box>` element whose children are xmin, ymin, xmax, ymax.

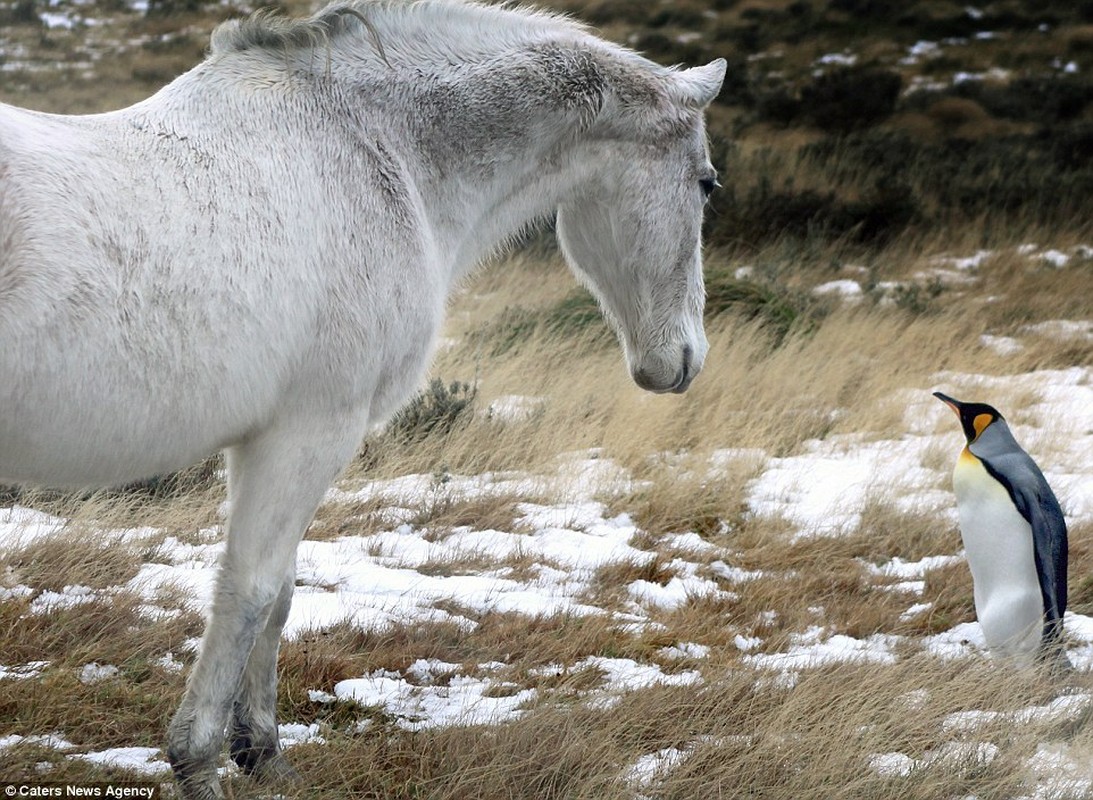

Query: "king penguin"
<box><xmin>934</xmin><ymin>391</ymin><xmax>1069</xmax><ymax>668</ymax></box>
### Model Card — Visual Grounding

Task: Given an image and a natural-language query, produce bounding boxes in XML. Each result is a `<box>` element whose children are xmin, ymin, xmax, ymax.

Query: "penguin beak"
<box><xmin>932</xmin><ymin>391</ymin><xmax>963</xmax><ymax>417</ymax></box>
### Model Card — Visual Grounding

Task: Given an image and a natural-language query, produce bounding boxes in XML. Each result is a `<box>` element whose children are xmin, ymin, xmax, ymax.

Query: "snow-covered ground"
<box><xmin>1</xmin><ymin>359</ymin><xmax>1090</xmax><ymax>791</ymax></box>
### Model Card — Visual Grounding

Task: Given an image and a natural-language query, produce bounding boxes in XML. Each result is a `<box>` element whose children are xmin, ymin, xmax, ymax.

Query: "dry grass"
<box><xmin>405</xmin><ymin>249</ymin><xmax>1077</xmax><ymax>478</ymax></box>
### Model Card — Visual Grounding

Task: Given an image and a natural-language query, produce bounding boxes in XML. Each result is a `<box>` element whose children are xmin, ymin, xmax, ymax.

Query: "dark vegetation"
<box><xmin>2</xmin><ymin>0</ymin><xmax>1090</xmax><ymax>252</ymax></box>
<box><xmin>550</xmin><ymin>0</ymin><xmax>1093</xmax><ymax>253</ymax></box>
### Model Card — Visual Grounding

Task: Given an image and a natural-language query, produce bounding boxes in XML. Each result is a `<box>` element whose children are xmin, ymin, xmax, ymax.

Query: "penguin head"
<box><xmin>933</xmin><ymin>391</ymin><xmax>1004</xmax><ymax>444</ymax></box>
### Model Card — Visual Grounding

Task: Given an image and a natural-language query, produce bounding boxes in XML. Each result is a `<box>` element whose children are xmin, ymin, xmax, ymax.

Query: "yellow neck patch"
<box><xmin>972</xmin><ymin>412</ymin><xmax>993</xmax><ymax>439</ymax></box>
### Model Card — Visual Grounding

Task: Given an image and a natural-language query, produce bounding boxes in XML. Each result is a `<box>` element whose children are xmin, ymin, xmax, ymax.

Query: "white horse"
<box><xmin>0</xmin><ymin>0</ymin><xmax>724</xmax><ymax>796</ymax></box>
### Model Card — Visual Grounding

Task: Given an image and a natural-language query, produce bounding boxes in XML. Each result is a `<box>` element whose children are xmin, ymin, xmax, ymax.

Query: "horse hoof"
<box><xmin>168</xmin><ymin>742</ymin><xmax>225</xmax><ymax>800</ymax></box>
<box><xmin>255</xmin><ymin>753</ymin><xmax>304</xmax><ymax>786</ymax></box>
<box><xmin>174</xmin><ymin>775</ymin><xmax>226</xmax><ymax>800</ymax></box>
<box><xmin>230</xmin><ymin>733</ymin><xmax>303</xmax><ymax>785</ymax></box>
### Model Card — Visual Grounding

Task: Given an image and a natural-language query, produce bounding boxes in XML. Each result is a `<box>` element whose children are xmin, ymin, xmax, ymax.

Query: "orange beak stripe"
<box><xmin>938</xmin><ymin>396</ymin><xmax>961</xmax><ymax>417</ymax></box>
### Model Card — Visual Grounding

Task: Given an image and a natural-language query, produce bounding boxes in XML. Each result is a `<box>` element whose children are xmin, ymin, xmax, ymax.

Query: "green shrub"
<box><xmin>896</xmin><ymin>8</ymin><xmax>980</xmax><ymax>40</ymax></box>
<box><xmin>467</xmin><ymin>290</ymin><xmax>610</xmax><ymax>358</ymax></box>
<box><xmin>559</xmin><ymin>0</ymin><xmax>650</xmax><ymax>27</ymax></box>
<box><xmin>884</xmin><ymin>279</ymin><xmax>946</xmax><ymax>315</ymax></box>
<box><xmin>356</xmin><ymin>379</ymin><xmax>479</xmax><ymax>471</ymax></box>
<box><xmin>710</xmin><ymin>54</ymin><xmax>751</xmax><ymax>108</ymax></box>
<box><xmin>753</xmin><ymin>85</ymin><xmax>800</xmax><ymax>126</ymax></box>
<box><xmin>145</xmin><ymin>0</ymin><xmax>210</xmax><ymax>16</ymax></box>
<box><xmin>825</xmin><ymin>0</ymin><xmax>901</xmax><ymax>19</ymax></box>
<box><xmin>703</xmin><ymin>274</ymin><xmax>805</xmax><ymax>342</ymax></box>
<box><xmin>717</xmin><ymin>22</ymin><xmax>763</xmax><ymax>53</ymax></box>
<box><xmin>648</xmin><ymin>7</ymin><xmax>706</xmax><ymax>28</ymax></box>
<box><xmin>630</xmin><ymin>31</ymin><xmax>709</xmax><ymax>69</ymax></box>
<box><xmin>1051</xmin><ymin>122</ymin><xmax>1093</xmax><ymax>170</ymax></box>
<box><xmin>385</xmin><ymin>379</ymin><xmax>477</xmax><ymax>446</ymax></box>
<box><xmin>798</xmin><ymin>127</ymin><xmax>1093</xmax><ymax>229</ymax></box>
<box><xmin>0</xmin><ymin>455</ymin><xmax>223</xmax><ymax>508</ymax></box>
<box><xmin>541</xmin><ymin>291</ymin><xmax>602</xmax><ymax>337</ymax></box>
<box><xmin>954</xmin><ymin>75</ymin><xmax>1093</xmax><ymax>124</ymax></box>
<box><xmin>468</xmin><ymin>307</ymin><xmax>539</xmax><ymax>358</ymax></box>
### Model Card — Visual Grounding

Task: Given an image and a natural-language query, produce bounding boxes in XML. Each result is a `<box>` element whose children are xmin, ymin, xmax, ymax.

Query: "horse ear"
<box><xmin>672</xmin><ymin>59</ymin><xmax>727</xmax><ymax>109</ymax></box>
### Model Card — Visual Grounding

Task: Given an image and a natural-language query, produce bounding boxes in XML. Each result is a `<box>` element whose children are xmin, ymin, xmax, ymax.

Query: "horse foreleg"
<box><xmin>167</xmin><ymin>547</ymin><xmax>286</xmax><ymax>800</ymax></box>
<box><xmin>229</xmin><ymin>573</ymin><xmax>302</xmax><ymax>783</ymax></box>
<box><xmin>166</xmin><ymin>418</ymin><xmax>361</xmax><ymax>800</ymax></box>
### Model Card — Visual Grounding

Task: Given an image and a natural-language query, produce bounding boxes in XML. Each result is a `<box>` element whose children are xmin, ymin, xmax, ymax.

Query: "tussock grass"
<box><xmin>0</xmin><ymin>590</ymin><xmax>197</xmax><ymax>780</ymax></box>
<box><xmin>419</xmin><ymin>302</ymin><xmax>997</xmax><ymax>473</ymax></box>
<box><xmin>409</xmin><ymin>493</ymin><xmax>535</xmax><ymax>538</ymax></box>
<box><xmin>4</xmin><ymin>464</ymin><xmax>226</xmax><ymax>533</ymax></box>
<box><xmin>214</xmin><ymin>660</ymin><xmax>1093</xmax><ymax>799</ymax></box>
<box><xmin>1</xmin><ymin>529</ymin><xmax>148</xmax><ymax>593</ymax></box>
<box><xmin>617</xmin><ymin>456</ymin><xmax>761</xmax><ymax>541</ymax></box>
<box><xmin>652</xmin><ymin>661</ymin><xmax>1083</xmax><ymax>800</ymax></box>
<box><xmin>408</xmin><ymin>228</ymin><xmax>1088</xmax><ymax>471</ymax></box>
<box><xmin>1066</xmin><ymin>520</ymin><xmax>1093</xmax><ymax>616</ymax></box>
<box><xmin>307</xmin><ymin>495</ymin><xmax>393</xmax><ymax>541</ymax></box>
<box><xmin>846</xmin><ymin>501</ymin><xmax>958</xmax><ymax>565</ymax></box>
<box><xmin>286</xmin><ymin>707</ymin><xmax>635</xmax><ymax>800</ymax></box>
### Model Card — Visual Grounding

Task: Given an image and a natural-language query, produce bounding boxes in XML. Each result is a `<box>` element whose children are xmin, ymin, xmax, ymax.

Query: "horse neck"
<box><xmin>182</xmin><ymin>18</ymin><xmax>643</xmax><ymax>279</ymax></box>
<box><xmin>361</xmin><ymin>41</ymin><xmax>612</xmax><ymax>278</ymax></box>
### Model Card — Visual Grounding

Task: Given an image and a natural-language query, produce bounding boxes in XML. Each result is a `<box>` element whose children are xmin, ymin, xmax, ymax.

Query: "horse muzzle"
<box><xmin>631</xmin><ymin>344</ymin><xmax>699</xmax><ymax>394</ymax></box>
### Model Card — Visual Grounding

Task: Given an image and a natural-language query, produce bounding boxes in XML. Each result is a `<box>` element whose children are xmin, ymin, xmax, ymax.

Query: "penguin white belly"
<box><xmin>952</xmin><ymin>451</ymin><xmax>1042</xmax><ymax>662</ymax></box>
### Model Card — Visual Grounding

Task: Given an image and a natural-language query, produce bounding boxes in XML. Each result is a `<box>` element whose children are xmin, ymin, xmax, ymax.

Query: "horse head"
<box><xmin>556</xmin><ymin>58</ymin><xmax>726</xmax><ymax>394</ymax></box>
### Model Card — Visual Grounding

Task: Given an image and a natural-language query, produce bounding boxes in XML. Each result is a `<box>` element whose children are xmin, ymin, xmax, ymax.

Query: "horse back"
<box><xmin>0</xmin><ymin>88</ymin><xmax>441</xmax><ymax>488</ymax></box>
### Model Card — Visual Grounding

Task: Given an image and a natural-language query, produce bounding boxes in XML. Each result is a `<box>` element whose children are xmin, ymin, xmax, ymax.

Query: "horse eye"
<box><xmin>699</xmin><ymin>176</ymin><xmax>720</xmax><ymax>198</ymax></box>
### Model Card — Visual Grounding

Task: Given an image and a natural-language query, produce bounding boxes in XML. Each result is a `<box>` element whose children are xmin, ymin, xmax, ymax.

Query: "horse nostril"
<box><xmin>670</xmin><ymin>344</ymin><xmax>696</xmax><ymax>394</ymax></box>
<box><xmin>678</xmin><ymin>344</ymin><xmax>693</xmax><ymax>382</ymax></box>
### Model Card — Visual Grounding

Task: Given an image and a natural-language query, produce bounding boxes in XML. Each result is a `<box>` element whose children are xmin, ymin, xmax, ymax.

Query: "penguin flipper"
<box><xmin>980</xmin><ymin>454</ymin><xmax>1069</xmax><ymax>649</ymax></box>
<box><xmin>1026</xmin><ymin>490</ymin><xmax>1069</xmax><ymax>643</ymax></box>
<box><xmin>1034</xmin><ymin>508</ymin><xmax>1075</xmax><ymax>675</ymax></box>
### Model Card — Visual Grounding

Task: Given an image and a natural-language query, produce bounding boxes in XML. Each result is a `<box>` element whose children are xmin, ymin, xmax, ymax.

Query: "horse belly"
<box><xmin>0</xmin><ymin>349</ymin><xmax>262</xmax><ymax>488</ymax></box>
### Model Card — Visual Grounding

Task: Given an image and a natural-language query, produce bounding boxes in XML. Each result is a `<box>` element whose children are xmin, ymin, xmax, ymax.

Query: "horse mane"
<box><xmin>209</xmin><ymin>0</ymin><xmax>593</xmax><ymax>64</ymax></box>
<box><xmin>210</xmin><ymin>5</ymin><xmax>351</xmax><ymax>55</ymax></box>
